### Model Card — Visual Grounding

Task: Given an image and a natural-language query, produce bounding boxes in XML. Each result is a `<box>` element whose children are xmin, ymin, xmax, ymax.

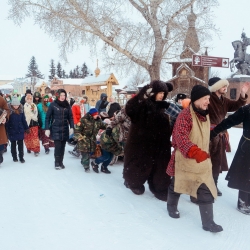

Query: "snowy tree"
<box><xmin>57</xmin><ymin>62</ymin><xmax>63</xmax><ymax>78</ymax></box>
<box><xmin>81</xmin><ymin>63</ymin><xmax>89</xmax><ymax>78</ymax></box>
<box><xmin>62</xmin><ymin>70</ymin><xmax>67</xmax><ymax>78</ymax></box>
<box><xmin>75</xmin><ymin>65</ymin><xmax>80</xmax><ymax>78</ymax></box>
<box><xmin>49</xmin><ymin>59</ymin><xmax>56</xmax><ymax>80</ymax></box>
<box><xmin>9</xmin><ymin>0</ymin><xmax>219</xmax><ymax>80</ymax></box>
<box><xmin>69</xmin><ymin>70</ymin><xmax>73</xmax><ymax>78</ymax></box>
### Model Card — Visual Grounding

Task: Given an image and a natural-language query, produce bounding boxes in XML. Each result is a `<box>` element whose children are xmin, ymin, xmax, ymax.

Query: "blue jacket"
<box><xmin>37</xmin><ymin>102</ymin><xmax>50</xmax><ymax>129</ymax></box>
<box><xmin>45</xmin><ymin>99</ymin><xmax>74</xmax><ymax>141</ymax></box>
<box><xmin>95</xmin><ymin>93</ymin><xmax>108</xmax><ymax>113</ymax></box>
<box><xmin>6</xmin><ymin>105</ymin><xmax>29</xmax><ymax>141</ymax></box>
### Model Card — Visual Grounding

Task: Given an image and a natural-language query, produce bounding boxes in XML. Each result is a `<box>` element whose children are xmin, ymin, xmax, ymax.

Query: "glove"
<box><xmin>187</xmin><ymin>145</ymin><xmax>210</xmax><ymax>163</ymax></box>
<box><xmin>25</xmin><ymin>129</ymin><xmax>30</xmax><ymax>134</ymax></box>
<box><xmin>106</xmin><ymin>127</ymin><xmax>112</xmax><ymax>136</ymax></box>
<box><xmin>69</xmin><ymin>128</ymin><xmax>74</xmax><ymax>136</ymax></box>
<box><xmin>156</xmin><ymin>101</ymin><xmax>170</xmax><ymax>110</ymax></box>
<box><xmin>45</xmin><ymin>130</ymin><xmax>50</xmax><ymax>137</ymax></box>
<box><xmin>143</xmin><ymin>87</ymin><xmax>154</xmax><ymax>99</ymax></box>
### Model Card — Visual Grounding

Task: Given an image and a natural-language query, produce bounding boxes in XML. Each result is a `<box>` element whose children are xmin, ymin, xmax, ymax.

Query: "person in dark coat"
<box><xmin>210</xmin><ymin>102</ymin><xmax>250</xmax><ymax>215</ymax></box>
<box><xmin>106</xmin><ymin>96</ymin><xmax>121</xmax><ymax>118</ymax></box>
<box><xmin>208</xmin><ymin>77</ymin><xmax>249</xmax><ymax>196</ymax></box>
<box><xmin>123</xmin><ymin>80</ymin><xmax>172</xmax><ymax>201</ymax></box>
<box><xmin>45</xmin><ymin>89</ymin><xmax>74</xmax><ymax>170</ymax></box>
<box><xmin>5</xmin><ymin>96</ymin><xmax>29</xmax><ymax>163</ymax></box>
<box><xmin>95</xmin><ymin>93</ymin><xmax>109</xmax><ymax>113</ymax></box>
<box><xmin>20</xmin><ymin>89</ymin><xmax>32</xmax><ymax>105</ymax></box>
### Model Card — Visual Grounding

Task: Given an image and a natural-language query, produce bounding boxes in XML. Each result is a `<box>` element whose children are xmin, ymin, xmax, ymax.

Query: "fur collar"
<box><xmin>8</xmin><ymin>104</ymin><xmax>24</xmax><ymax>115</ymax></box>
<box><xmin>55</xmin><ymin>99</ymin><xmax>70</xmax><ymax>108</ymax></box>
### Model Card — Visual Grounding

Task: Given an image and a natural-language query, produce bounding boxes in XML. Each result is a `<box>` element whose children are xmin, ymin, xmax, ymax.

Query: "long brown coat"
<box><xmin>208</xmin><ymin>93</ymin><xmax>247</xmax><ymax>176</ymax></box>
<box><xmin>0</xmin><ymin>96</ymin><xmax>9</xmax><ymax>146</ymax></box>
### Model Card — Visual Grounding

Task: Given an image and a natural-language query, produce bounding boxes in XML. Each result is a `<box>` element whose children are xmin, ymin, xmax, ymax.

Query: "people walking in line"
<box><xmin>37</xmin><ymin>95</ymin><xmax>54</xmax><ymax>154</ymax></box>
<box><xmin>208</xmin><ymin>77</ymin><xmax>249</xmax><ymax>196</ymax></box>
<box><xmin>45</xmin><ymin>89</ymin><xmax>74</xmax><ymax>170</ymax></box>
<box><xmin>6</xmin><ymin>96</ymin><xmax>29</xmax><ymax>163</ymax></box>
<box><xmin>23</xmin><ymin>93</ymin><xmax>40</xmax><ymax>156</ymax></box>
<box><xmin>166</xmin><ymin>85</ymin><xmax>223</xmax><ymax>233</ymax></box>
<box><xmin>210</xmin><ymin>102</ymin><xmax>250</xmax><ymax>215</ymax></box>
<box><xmin>124</xmin><ymin>80</ymin><xmax>172</xmax><ymax>201</ymax></box>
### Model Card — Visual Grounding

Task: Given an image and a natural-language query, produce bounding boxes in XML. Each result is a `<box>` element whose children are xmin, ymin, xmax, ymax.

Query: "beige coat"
<box><xmin>174</xmin><ymin>106</ymin><xmax>217</xmax><ymax>199</ymax></box>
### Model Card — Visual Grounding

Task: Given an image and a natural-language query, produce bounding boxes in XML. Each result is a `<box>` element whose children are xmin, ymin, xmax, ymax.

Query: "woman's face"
<box><xmin>44</xmin><ymin>98</ymin><xmax>49</xmax><ymax>104</ymax></box>
<box><xmin>13</xmin><ymin>105</ymin><xmax>19</xmax><ymax>109</ymax></box>
<box><xmin>26</xmin><ymin>97</ymin><xmax>32</xmax><ymax>103</ymax></box>
<box><xmin>155</xmin><ymin>92</ymin><xmax>165</xmax><ymax>101</ymax></box>
<box><xmin>59</xmin><ymin>93</ymin><xmax>66</xmax><ymax>101</ymax></box>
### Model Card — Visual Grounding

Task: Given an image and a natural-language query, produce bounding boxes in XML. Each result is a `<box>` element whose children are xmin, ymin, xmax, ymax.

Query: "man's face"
<box><xmin>217</xmin><ymin>85</ymin><xmax>228</xmax><ymax>95</ymax></box>
<box><xmin>194</xmin><ymin>95</ymin><xmax>210</xmax><ymax>110</ymax></box>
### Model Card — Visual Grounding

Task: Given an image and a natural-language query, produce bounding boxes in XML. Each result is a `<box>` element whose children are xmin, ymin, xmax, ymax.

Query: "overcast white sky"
<box><xmin>0</xmin><ymin>0</ymin><xmax>249</xmax><ymax>82</ymax></box>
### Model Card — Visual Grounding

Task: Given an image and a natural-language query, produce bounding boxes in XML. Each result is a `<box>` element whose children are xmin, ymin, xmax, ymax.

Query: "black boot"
<box><xmin>18</xmin><ymin>140</ymin><xmax>25</xmax><ymax>163</ymax></box>
<box><xmin>213</xmin><ymin>176</ymin><xmax>222</xmax><ymax>196</ymax></box>
<box><xmin>190</xmin><ymin>196</ymin><xmax>198</xmax><ymax>205</ymax></box>
<box><xmin>101</xmin><ymin>165</ymin><xmax>111</xmax><ymax>174</ymax></box>
<box><xmin>91</xmin><ymin>161</ymin><xmax>99</xmax><ymax>173</ymax></box>
<box><xmin>59</xmin><ymin>155</ymin><xmax>65</xmax><ymax>169</ymax></box>
<box><xmin>199</xmin><ymin>204</ymin><xmax>223</xmax><ymax>232</ymax></box>
<box><xmin>167</xmin><ymin>191</ymin><xmax>180</xmax><ymax>219</ymax></box>
<box><xmin>0</xmin><ymin>150</ymin><xmax>4</xmax><ymax>164</ymax></box>
<box><xmin>55</xmin><ymin>156</ymin><xmax>62</xmax><ymax>170</ymax></box>
<box><xmin>237</xmin><ymin>191</ymin><xmax>250</xmax><ymax>215</ymax></box>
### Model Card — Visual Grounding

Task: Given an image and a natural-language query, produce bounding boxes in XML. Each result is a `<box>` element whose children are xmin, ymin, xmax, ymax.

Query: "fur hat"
<box><xmin>34</xmin><ymin>92</ymin><xmax>41</xmax><ymax>98</ymax></box>
<box><xmin>26</xmin><ymin>89</ymin><xmax>32</xmax><ymax>94</ymax></box>
<box><xmin>148</xmin><ymin>80</ymin><xmax>168</xmax><ymax>100</ymax></box>
<box><xmin>165</xmin><ymin>82</ymin><xmax>173</xmax><ymax>92</ymax></box>
<box><xmin>11</xmin><ymin>96</ymin><xmax>20</xmax><ymax>106</ymax></box>
<box><xmin>191</xmin><ymin>85</ymin><xmax>210</xmax><ymax>103</ymax></box>
<box><xmin>208</xmin><ymin>77</ymin><xmax>229</xmax><ymax>92</ymax></box>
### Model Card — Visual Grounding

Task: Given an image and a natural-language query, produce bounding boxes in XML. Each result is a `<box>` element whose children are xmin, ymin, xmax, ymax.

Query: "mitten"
<box><xmin>25</xmin><ymin>129</ymin><xmax>30</xmax><ymax>134</ymax></box>
<box><xmin>106</xmin><ymin>127</ymin><xmax>112</xmax><ymax>136</ymax></box>
<box><xmin>210</xmin><ymin>129</ymin><xmax>218</xmax><ymax>140</ymax></box>
<box><xmin>45</xmin><ymin>130</ymin><xmax>50</xmax><ymax>137</ymax></box>
<box><xmin>156</xmin><ymin>101</ymin><xmax>170</xmax><ymax>110</ymax></box>
<box><xmin>188</xmin><ymin>145</ymin><xmax>210</xmax><ymax>163</ymax></box>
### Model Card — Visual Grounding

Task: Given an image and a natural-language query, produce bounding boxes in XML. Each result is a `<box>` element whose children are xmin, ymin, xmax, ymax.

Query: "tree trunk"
<box><xmin>148</xmin><ymin>62</ymin><xmax>161</xmax><ymax>81</ymax></box>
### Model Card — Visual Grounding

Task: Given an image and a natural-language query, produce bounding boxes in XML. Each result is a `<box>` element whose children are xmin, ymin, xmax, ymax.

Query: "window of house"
<box><xmin>82</xmin><ymin>90</ymin><xmax>86</xmax><ymax>95</ymax></box>
<box><xmin>230</xmin><ymin>88</ymin><xmax>237</xmax><ymax>100</ymax></box>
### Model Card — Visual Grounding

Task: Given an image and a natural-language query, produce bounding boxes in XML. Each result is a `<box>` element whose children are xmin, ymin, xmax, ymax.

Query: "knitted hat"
<box><xmin>176</xmin><ymin>93</ymin><xmax>187</xmax><ymax>102</ymax></box>
<box><xmin>43</xmin><ymin>95</ymin><xmax>49</xmax><ymax>99</ymax></box>
<box><xmin>191</xmin><ymin>85</ymin><xmax>210</xmax><ymax>103</ymax></box>
<box><xmin>89</xmin><ymin>108</ymin><xmax>99</xmax><ymax>117</ymax></box>
<box><xmin>11</xmin><ymin>96</ymin><xmax>20</xmax><ymax>106</ymax></box>
<box><xmin>208</xmin><ymin>77</ymin><xmax>229</xmax><ymax>92</ymax></box>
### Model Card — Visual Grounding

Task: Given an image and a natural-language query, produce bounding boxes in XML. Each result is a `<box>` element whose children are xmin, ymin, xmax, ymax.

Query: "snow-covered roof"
<box><xmin>137</xmin><ymin>81</ymin><xmax>150</xmax><ymax>88</ymax></box>
<box><xmin>0</xmin><ymin>84</ymin><xmax>14</xmax><ymax>89</ymax></box>
<box><xmin>81</xmin><ymin>73</ymin><xmax>119</xmax><ymax>86</ymax></box>
<box><xmin>0</xmin><ymin>75</ymin><xmax>17</xmax><ymax>80</ymax></box>
<box><xmin>166</xmin><ymin>58</ymin><xmax>193</xmax><ymax>63</ymax></box>
<box><xmin>60</xmin><ymin>78</ymin><xmax>84</xmax><ymax>85</ymax></box>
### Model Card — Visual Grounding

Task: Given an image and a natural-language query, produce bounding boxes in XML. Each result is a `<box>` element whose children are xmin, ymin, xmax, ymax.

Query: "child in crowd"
<box><xmin>5</xmin><ymin>96</ymin><xmax>29</xmax><ymax>163</ymax></box>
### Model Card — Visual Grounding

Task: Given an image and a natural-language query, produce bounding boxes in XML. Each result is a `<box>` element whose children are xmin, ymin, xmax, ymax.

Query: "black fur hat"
<box><xmin>56</xmin><ymin>89</ymin><xmax>67</xmax><ymax>98</ymax></box>
<box><xmin>149</xmin><ymin>80</ymin><xmax>168</xmax><ymax>100</ymax></box>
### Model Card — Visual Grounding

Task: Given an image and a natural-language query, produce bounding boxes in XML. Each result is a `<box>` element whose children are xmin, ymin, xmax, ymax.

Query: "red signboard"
<box><xmin>192</xmin><ymin>55</ymin><xmax>229</xmax><ymax>68</ymax></box>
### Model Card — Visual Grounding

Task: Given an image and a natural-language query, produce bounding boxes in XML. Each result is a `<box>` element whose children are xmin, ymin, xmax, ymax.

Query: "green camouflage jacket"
<box><xmin>100</xmin><ymin>126</ymin><xmax>123</xmax><ymax>156</ymax></box>
<box><xmin>74</xmin><ymin>113</ymin><xmax>106</xmax><ymax>153</ymax></box>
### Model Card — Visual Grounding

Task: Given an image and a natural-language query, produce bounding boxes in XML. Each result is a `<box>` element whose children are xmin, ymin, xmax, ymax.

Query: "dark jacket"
<box><xmin>45</xmin><ymin>99</ymin><xmax>74</xmax><ymax>141</ymax></box>
<box><xmin>107</xmin><ymin>102</ymin><xmax>121</xmax><ymax>118</ymax></box>
<box><xmin>208</xmin><ymin>92</ymin><xmax>247</xmax><ymax>176</ymax></box>
<box><xmin>95</xmin><ymin>93</ymin><xmax>108</xmax><ymax>113</ymax></box>
<box><xmin>6</xmin><ymin>104</ymin><xmax>29</xmax><ymax>141</ymax></box>
<box><xmin>211</xmin><ymin>104</ymin><xmax>250</xmax><ymax>192</ymax></box>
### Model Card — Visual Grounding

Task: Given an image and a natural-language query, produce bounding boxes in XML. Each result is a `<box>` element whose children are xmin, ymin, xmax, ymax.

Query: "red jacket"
<box><xmin>72</xmin><ymin>104</ymin><xmax>81</xmax><ymax>124</ymax></box>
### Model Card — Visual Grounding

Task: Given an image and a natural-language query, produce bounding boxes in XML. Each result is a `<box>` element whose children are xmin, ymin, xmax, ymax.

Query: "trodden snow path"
<box><xmin>0</xmin><ymin>127</ymin><xmax>249</xmax><ymax>250</ymax></box>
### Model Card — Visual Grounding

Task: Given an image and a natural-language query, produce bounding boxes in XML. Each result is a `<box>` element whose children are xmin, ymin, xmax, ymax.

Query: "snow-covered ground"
<box><xmin>0</xmin><ymin>127</ymin><xmax>249</xmax><ymax>250</ymax></box>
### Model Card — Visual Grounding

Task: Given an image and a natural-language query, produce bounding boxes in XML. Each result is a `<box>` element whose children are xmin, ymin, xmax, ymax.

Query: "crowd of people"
<box><xmin>0</xmin><ymin>77</ymin><xmax>250</xmax><ymax>234</ymax></box>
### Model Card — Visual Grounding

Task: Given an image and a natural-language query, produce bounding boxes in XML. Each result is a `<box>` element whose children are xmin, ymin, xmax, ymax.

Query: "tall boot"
<box><xmin>167</xmin><ymin>191</ymin><xmax>180</xmax><ymax>219</ymax></box>
<box><xmin>237</xmin><ymin>190</ymin><xmax>250</xmax><ymax>215</ymax></box>
<box><xmin>55</xmin><ymin>156</ymin><xmax>62</xmax><ymax>170</ymax></box>
<box><xmin>199</xmin><ymin>204</ymin><xmax>223</xmax><ymax>232</ymax></box>
<box><xmin>18</xmin><ymin>141</ymin><xmax>25</xmax><ymax>163</ymax></box>
<box><xmin>213</xmin><ymin>176</ymin><xmax>222</xmax><ymax>196</ymax></box>
<box><xmin>59</xmin><ymin>155</ymin><xmax>65</xmax><ymax>169</ymax></box>
<box><xmin>0</xmin><ymin>150</ymin><xmax>4</xmax><ymax>164</ymax></box>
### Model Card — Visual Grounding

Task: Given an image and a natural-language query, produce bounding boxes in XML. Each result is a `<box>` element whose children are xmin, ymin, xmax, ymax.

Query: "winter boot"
<box><xmin>85</xmin><ymin>167</ymin><xmax>90</xmax><ymax>173</ymax></box>
<box><xmin>190</xmin><ymin>196</ymin><xmax>198</xmax><ymax>205</ymax></box>
<box><xmin>59</xmin><ymin>155</ymin><xmax>65</xmax><ymax>169</ymax></box>
<box><xmin>213</xmin><ymin>176</ymin><xmax>222</xmax><ymax>196</ymax></box>
<box><xmin>27</xmin><ymin>149</ymin><xmax>31</xmax><ymax>153</ymax></box>
<box><xmin>0</xmin><ymin>150</ymin><xmax>4</xmax><ymax>164</ymax></box>
<box><xmin>199</xmin><ymin>204</ymin><xmax>223</xmax><ymax>232</ymax></box>
<box><xmin>101</xmin><ymin>165</ymin><xmax>111</xmax><ymax>174</ymax></box>
<box><xmin>68</xmin><ymin>150</ymin><xmax>80</xmax><ymax>157</ymax></box>
<box><xmin>167</xmin><ymin>191</ymin><xmax>180</xmax><ymax>219</ymax></box>
<box><xmin>45</xmin><ymin>148</ymin><xmax>50</xmax><ymax>154</ymax></box>
<box><xmin>124</xmin><ymin>181</ymin><xmax>145</xmax><ymax>195</ymax></box>
<box><xmin>34</xmin><ymin>152</ymin><xmax>39</xmax><ymax>157</ymax></box>
<box><xmin>109</xmin><ymin>155</ymin><xmax>118</xmax><ymax>165</ymax></box>
<box><xmin>55</xmin><ymin>156</ymin><xmax>62</xmax><ymax>170</ymax></box>
<box><xmin>91</xmin><ymin>161</ymin><xmax>99</xmax><ymax>173</ymax></box>
<box><xmin>237</xmin><ymin>191</ymin><xmax>250</xmax><ymax>215</ymax></box>
<box><xmin>18</xmin><ymin>145</ymin><xmax>25</xmax><ymax>163</ymax></box>
<box><xmin>13</xmin><ymin>157</ymin><xmax>18</xmax><ymax>162</ymax></box>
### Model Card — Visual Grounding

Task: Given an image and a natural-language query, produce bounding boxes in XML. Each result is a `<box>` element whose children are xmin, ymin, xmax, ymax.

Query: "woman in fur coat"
<box><xmin>23</xmin><ymin>93</ymin><xmax>40</xmax><ymax>156</ymax></box>
<box><xmin>124</xmin><ymin>80</ymin><xmax>171</xmax><ymax>201</ymax></box>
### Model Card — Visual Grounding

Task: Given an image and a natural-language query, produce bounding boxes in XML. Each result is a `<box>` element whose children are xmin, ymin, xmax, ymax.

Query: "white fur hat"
<box><xmin>208</xmin><ymin>77</ymin><xmax>229</xmax><ymax>92</ymax></box>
